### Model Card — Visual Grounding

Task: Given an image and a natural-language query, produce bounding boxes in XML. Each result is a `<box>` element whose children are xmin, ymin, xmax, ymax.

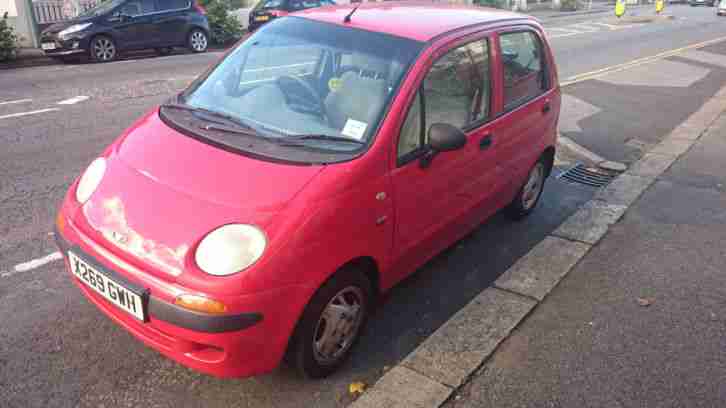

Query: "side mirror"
<box><xmin>420</xmin><ymin>123</ymin><xmax>467</xmax><ymax>168</ymax></box>
<box><xmin>429</xmin><ymin>123</ymin><xmax>467</xmax><ymax>152</ymax></box>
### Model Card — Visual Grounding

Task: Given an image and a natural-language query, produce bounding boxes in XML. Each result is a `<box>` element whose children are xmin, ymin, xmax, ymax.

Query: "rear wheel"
<box><xmin>90</xmin><ymin>35</ymin><xmax>117</xmax><ymax>62</ymax></box>
<box><xmin>505</xmin><ymin>157</ymin><xmax>547</xmax><ymax>220</ymax></box>
<box><xmin>188</xmin><ymin>29</ymin><xmax>208</xmax><ymax>53</ymax></box>
<box><xmin>287</xmin><ymin>268</ymin><xmax>371</xmax><ymax>379</ymax></box>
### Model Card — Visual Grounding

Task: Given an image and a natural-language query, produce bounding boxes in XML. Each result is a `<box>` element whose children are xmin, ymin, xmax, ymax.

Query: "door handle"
<box><xmin>480</xmin><ymin>134</ymin><xmax>493</xmax><ymax>150</ymax></box>
<box><xmin>542</xmin><ymin>101</ymin><xmax>551</xmax><ymax>114</ymax></box>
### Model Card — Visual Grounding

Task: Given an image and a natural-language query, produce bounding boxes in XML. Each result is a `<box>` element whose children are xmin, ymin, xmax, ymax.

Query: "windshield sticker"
<box><xmin>342</xmin><ymin>119</ymin><xmax>368</xmax><ymax>140</ymax></box>
<box><xmin>328</xmin><ymin>77</ymin><xmax>342</xmax><ymax>92</ymax></box>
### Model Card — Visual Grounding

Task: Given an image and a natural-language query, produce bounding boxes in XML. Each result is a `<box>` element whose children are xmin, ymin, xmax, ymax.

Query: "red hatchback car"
<box><xmin>55</xmin><ymin>2</ymin><xmax>560</xmax><ymax>379</ymax></box>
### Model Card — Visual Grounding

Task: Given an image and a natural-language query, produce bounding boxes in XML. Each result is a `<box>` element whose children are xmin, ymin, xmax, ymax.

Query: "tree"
<box><xmin>198</xmin><ymin>0</ymin><xmax>244</xmax><ymax>45</ymax></box>
<box><xmin>0</xmin><ymin>12</ymin><xmax>18</xmax><ymax>62</ymax></box>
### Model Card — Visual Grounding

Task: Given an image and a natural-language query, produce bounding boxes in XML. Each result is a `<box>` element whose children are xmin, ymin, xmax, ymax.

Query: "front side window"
<box><xmin>121</xmin><ymin>0</ymin><xmax>155</xmax><ymax>15</ymax></box>
<box><xmin>423</xmin><ymin>40</ymin><xmax>490</xmax><ymax>129</ymax></box>
<box><xmin>499</xmin><ymin>31</ymin><xmax>548</xmax><ymax>110</ymax></box>
<box><xmin>397</xmin><ymin>39</ymin><xmax>491</xmax><ymax>162</ymax></box>
<box><xmin>168</xmin><ymin>17</ymin><xmax>424</xmax><ymax>163</ymax></box>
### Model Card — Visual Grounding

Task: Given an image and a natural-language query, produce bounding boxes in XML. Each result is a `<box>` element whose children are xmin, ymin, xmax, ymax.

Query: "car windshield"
<box><xmin>178</xmin><ymin>17</ymin><xmax>423</xmax><ymax>157</ymax></box>
<box><xmin>78</xmin><ymin>0</ymin><xmax>126</xmax><ymax>17</ymax></box>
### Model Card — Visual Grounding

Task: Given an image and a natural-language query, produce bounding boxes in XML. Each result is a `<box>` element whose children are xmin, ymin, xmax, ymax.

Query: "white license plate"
<box><xmin>68</xmin><ymin>251</ymin><xmax>146</xmax><ymax>321</ymax></box>
<box><xmin>42</xmin><ymin>43</ymin><xmax>56</xmax><ymax>50</ymax></box>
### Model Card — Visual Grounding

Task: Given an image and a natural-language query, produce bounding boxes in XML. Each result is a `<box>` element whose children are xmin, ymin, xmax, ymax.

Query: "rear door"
<box><xmin>389</xmin><ymin>34</ymin><xmax>499</xmax><ymax>284</ymax></box>
<box><xmin>153</xmin><ymin>0</ymin><xmax>192</xmax><ymax>46</ymax></box>
<box><xmin>111</xmin><ymin>0</ymin><xmax>158</xmax><ymax>49</ymax></box>
<box><xmin>493</xmin><ymin>28</ymin><xmax>557</xmax><ymax>195</ymax></box>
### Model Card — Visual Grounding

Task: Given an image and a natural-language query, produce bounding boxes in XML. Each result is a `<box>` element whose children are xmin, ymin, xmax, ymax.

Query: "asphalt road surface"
<box><xmin>2</xmin><ymin>5</ymin><xmax>726</xmax><ymax>407</ymax></box>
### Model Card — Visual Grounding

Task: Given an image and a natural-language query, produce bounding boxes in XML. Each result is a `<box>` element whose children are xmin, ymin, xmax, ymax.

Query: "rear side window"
<box><xmin>499</xmin><ymin>31</ymin><xmax>549</xmax><ymax>110</ymax></box>
<box><xmin>157</xmin><ymin>0</ymin><xmax>189</xmax><ymax>11</ymax></box>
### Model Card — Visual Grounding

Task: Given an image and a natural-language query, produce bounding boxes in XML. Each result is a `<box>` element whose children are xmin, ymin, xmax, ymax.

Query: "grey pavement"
<box><xmin>445</xmin><ymin>100</ymin><xmax>726</xmax><ymax>408</ymax></box>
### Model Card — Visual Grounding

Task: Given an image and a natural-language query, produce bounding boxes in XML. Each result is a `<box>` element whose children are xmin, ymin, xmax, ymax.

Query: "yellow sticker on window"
<box><xmin>328</xmin><ymin>77</ymin><xmax>342</xmax><ymax>92</ymax></box>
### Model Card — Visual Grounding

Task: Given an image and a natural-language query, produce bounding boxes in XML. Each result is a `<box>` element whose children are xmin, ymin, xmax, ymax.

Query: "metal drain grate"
<box><xmin>557</xmin><ymin>163</ymin><xmax>618</xmax><ymax>188</ymax></box>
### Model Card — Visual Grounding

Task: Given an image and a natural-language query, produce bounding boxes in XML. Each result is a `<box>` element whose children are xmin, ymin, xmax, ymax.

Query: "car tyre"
<box><xmin>505</xmin><ymin>157</ymin><xmax>548</xmax><ymax>220</ymax></box>
<box><xmin>188</xmin><ymin>29</ymin><xmax>209</xmax><ymax>53</ymax></box>
<box><xmin>90</xmin><ymin>35</ymin><xmax>117</xmax><ymax>62</ymax></box>
<box><xmin>286</xmin><ymin>268</ymin><xmax>371</xmax><ymax>379</ymax></box>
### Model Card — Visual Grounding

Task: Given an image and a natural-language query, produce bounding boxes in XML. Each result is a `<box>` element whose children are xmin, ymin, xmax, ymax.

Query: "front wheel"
<box><xmin>505</xmin><ymin>158</ymin><xmax>547</xmax><ymax>220</ymax></box>
<box><xmin>287</xmin><ymin>269</ymin><xmax>371</xmax><ymax>379</ymax></box>
<box><xmin>89</xmin><ymin>35</ymin><xmax>117</xmax><ymax>62</ymax></box>
<box><xmin>188</xmin><ymin>29</ymin><xmax>208</xmax><ymax>53</ymax></box>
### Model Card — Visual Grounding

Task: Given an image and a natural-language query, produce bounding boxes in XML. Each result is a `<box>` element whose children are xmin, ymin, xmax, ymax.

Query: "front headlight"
<box><xmin>59</xmin><ymin>23</ymin><xmax>92</xmax><ymax>38</ymax></box>
<box><xmin>76</xmin><ymin>157</ymin><xmax>106</xmax><ymax>203</ymax></box>
<box><xmin>195</xmin><ymin>224</ymin><xmax>267</xmax><ymax>276</ymax></box>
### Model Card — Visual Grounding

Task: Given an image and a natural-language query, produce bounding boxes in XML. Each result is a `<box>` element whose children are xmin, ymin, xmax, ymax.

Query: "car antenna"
<box><xmin>343</xmin><ymin>5</ymin><xmax>360</xmax><ymax>23</ymax></box>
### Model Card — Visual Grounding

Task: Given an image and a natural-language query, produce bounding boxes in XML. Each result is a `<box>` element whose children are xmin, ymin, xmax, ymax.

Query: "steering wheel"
<box><xmin>276</xmin><ymin>75</ymin><xmax>327</xmax><ymax>121</ymax></box>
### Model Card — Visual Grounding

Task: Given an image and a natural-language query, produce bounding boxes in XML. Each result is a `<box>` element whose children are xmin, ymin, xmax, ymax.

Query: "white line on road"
<box><xmin>57</xmin><ymin>95</ymin><xmax>90</xmax><ymax>105</ymax></box>
<box><xmin>0</xmin><ymin>108</ymin><xmax>60</xmax><ymax>120</ymax></box>
<box><xmin>1</xmin><ymin>252</ymin><xmax>63</xmax><ymax>278</ymax></box>
<box><xmin>0</xmin><ymin>99</ymin><xmax>32</xmax><ymax>106</ymax></box>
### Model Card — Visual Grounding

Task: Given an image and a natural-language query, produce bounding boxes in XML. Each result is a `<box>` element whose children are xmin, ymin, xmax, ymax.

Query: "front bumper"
<box><xmin>40</xmin><ymin>32</ymin><xmax>90</xmax><ymax>56</ymax></box>
<box><xmin>54</xmin><ymin>207</ymin><xmax>315</xmax><ymax>378</ymax></box>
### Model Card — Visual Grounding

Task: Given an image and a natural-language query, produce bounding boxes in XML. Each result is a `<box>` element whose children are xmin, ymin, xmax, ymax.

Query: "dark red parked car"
<box><xmin>55</xmin><ymin>2</ymin><xmax>560</xmax><ymax>379</ymax></box>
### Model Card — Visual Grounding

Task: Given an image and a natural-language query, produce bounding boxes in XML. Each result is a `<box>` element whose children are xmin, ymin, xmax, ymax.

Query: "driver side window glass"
<box><xmin>398</xmin><ymin>91</ymin><xmax>423</xmax><ymax>159</ymax></box>
<box><xmin>423</xmin><ymin>39</ymin><xmax>490</xmax><ymax>130</ymax></box>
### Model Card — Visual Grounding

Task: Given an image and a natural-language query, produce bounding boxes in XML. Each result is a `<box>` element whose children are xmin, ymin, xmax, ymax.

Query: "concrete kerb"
<box><xmin>348</xmin><ymin>93</ymin><xmax>726</xmax><ymax>408</ymax></box>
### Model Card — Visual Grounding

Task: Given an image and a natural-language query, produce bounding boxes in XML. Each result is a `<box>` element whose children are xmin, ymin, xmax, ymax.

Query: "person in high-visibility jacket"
<box><xmin>615</xmin><ymin>0</ymin><xmax>626</xmax><ymax>17</ymax></box>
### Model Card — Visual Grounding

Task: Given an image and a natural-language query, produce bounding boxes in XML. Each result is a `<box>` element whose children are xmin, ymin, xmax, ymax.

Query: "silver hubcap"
<box><xmin>191</xmin><ymin>31</ymin><xmax>207</xmax><ymax>51</ymax></box>
<box><xmin>93</xmin><ymin>38</ymin><xmax>115</xmax><ymax>61</ymax></box>
<box><xmin>313</xmin><ymin>286</ymin><xmax>365</xmax><ymax>365</ymax></box>
<box><xmin>522</xmin><ymin>162</ymin><xmax>545</xmax><ymax>210</ymax></box>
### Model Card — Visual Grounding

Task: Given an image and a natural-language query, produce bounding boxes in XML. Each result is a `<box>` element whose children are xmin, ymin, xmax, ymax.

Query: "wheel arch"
<box><xmin>542</xmin><ymin>145</ymin><xmax>556</xmax><ymax>177</ymax></box>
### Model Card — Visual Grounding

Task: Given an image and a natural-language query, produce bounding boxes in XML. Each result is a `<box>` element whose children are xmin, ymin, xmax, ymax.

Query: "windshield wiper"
<box><xmin>201</xmin><ymin>123</ymin><xmax>258</xmax><ymax>137</ymax></box>
<box><xmin>279</xmin><ymin>134</ymin><xmax>365</xmax><ymax>146</ymax></box>
<box><xmin>161</xmin><ymin>103</ymin><xmax>256</xmax><ymax>131</ymax></box>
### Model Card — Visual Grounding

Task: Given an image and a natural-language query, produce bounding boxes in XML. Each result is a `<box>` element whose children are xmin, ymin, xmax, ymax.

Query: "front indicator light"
<box><xmin>174</xmin><ymin>294</ymin><xmax>227</xmax><ymax>315</ymax></box>
<box><xmin>56</xmin><ymin>212</ymin><xmax>66</xmax><ymax>235</ymax></box>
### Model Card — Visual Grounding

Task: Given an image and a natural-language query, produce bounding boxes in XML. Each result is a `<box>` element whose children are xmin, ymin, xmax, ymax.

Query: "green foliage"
<box><xmin>199</xmin><ymin>0</ymin><xmax>244</xmax><ymax>45</ymax></box>
<box><xmin>561</xmin><ymin>0</ymin><xmax>579</xmax><ymax>10</ymax></box>
<box><xmin>0</xmin><ymin>12</ymin><xmax>18</xmax><ymax>62</ymax></box>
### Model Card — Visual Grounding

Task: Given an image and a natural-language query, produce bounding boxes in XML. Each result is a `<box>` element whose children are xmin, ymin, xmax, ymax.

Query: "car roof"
<box><xmin>295</xmin><ymin>1</ymin><xmax>535</xmax><ymax>42</ymax></box>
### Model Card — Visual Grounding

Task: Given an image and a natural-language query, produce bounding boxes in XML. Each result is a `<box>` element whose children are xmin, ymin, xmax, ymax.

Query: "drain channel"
<box><xmin>557</xmin><ymin>163</ymin><xmax>618</xmax><ymax>187</ymax></box>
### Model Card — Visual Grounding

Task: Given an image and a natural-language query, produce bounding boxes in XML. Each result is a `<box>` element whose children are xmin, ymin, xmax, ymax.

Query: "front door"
<box><xmin>153</xmin><ymin>0</ymin><xmax>191</xmax><ymax>46</ymax></box>
<box><xmin>389</xmin><ymin>35</ymin><xmax>498</xmax><ymax>284</ymax></box>
<box><xmin>110</xmin><ymin>0</ymin><xmax>157</xmax><ymax>49</ymax></box>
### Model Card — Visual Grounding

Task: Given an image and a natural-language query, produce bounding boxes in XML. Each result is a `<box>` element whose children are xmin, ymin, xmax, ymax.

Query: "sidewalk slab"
<box><xmin>494</xmin><ymin>237</ymin><xmax>590</xmax><ymax>301</ymax></box>
<box><xmin>352</xmin><ymin>366</ymin><xmax>453</xmax><ymax>408</ymax></box>
<box><xmin>401</xmin><ymin>288</ymin><xmax>536</xmax><ymax>388</ymax></box>
<box><xmin>552</xmin><ymin>200</ymin><xmax>627</xmax><ymax>244</ymax></box>
<box><xmin>625</xmin><ymin>152</ymin><xmax>677</xmax><ymax>177</ymax></box>
<box><xmin>593</xmin><ymin>173</ymin><xmax>653</xmax><ymax>207</ymax></box>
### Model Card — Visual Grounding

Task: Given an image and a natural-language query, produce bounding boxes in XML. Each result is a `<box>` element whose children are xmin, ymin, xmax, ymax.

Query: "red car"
<box><xmin>55</xmin><ymin>2</ymin><xmax>560</xmax><ymax>379</ymax></box>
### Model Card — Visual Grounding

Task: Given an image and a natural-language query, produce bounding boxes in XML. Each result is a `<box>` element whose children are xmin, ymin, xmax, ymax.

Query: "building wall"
<box><xmin>1</xmin><ymin>0</ymin><xmax>19</xmax><ymax>16</ymax></box>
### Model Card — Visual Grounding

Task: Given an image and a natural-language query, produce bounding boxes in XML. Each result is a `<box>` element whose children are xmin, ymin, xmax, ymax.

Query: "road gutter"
<box><xmin>349</xmin><ymin>76</ymin><xmax>726</xmax><ymax>408</ymax></box>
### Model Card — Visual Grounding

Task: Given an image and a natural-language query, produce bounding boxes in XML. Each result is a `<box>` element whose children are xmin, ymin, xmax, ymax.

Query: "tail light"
<box><xmin>270</xmin><ymin>10</ymin><xmax>288</xmax><ymax>17</ymax></box>
<box><xmin>194</xmin><ymin>3</ymin><xmax>206</xmax><ymax>14</ymax></box>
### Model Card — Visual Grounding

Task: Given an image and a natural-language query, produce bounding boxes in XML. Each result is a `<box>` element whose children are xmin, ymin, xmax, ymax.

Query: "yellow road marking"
<box><xmin>561</xmin><ymin>35</ymin><xmax>726</xmax><ymax>87</ymax></box>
